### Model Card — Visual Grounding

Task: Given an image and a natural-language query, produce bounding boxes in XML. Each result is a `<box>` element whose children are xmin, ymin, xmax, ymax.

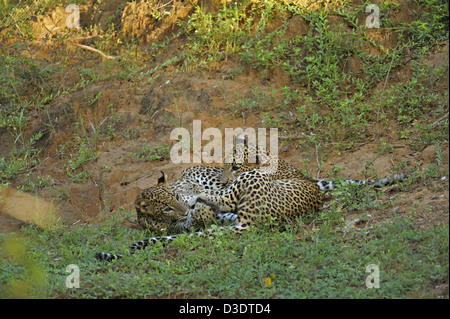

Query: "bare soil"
<box><xmin>0</xmin><ymin>0</ymin><xmax>448</xmax><ymax>236</ymax></box>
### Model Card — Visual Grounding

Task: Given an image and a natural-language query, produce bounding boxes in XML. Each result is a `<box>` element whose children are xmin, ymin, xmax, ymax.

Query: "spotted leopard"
<box><xmin>95</xmin><ymin>141</ymin><xmax>406</xmax><ymax>261</ymax></box>
<box><xmin>96</xmin><ymin>167</ymin><xmax>238</xmax><ymax>261</ymax></box>
<box><xmin>135</xmin><ymin>166</ymin><xmax>236</xmax><ymax>234</ymax></box>
<box><xmin>95</xmin><ymin>169</ymin><xmax>322</xmax><ymax>261</ymax></box>
<box><xmin>220</xmin><ymin>137</ymin><xmax>309</xmax><ymax>184</ymax></box>
<box><xmin>220</xmin><ymin>137</ymin><xmax>406</xmax><ymax>191</ymax></box>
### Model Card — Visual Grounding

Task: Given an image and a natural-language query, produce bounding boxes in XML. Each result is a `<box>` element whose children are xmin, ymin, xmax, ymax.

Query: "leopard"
<box><xmin>95</xmin><ymin>140</ymin><xmax>406</xmax><ymax>262</ymax></box>
<box><xmin>134</xmin><ymin>139</ymin><xmax>323</xmax><ymax>235</ymax></box>
<box><xmin>95</xmin><ymin>169</ymin><xmax>322</xmax><ymax>262</ymax></box>
<box><xmin>96</xmin><ymin>167</ymin><xmax>238</xmax><ymax>261</ymax></box>
<box><xmin>135</xmin><ymin>166</ymin><xmax>237</xmax><ymax>234</ymax></box>
<box><xmin>220</xmin><ymin>137</ymin><xmax>406</xmax><ymax>191</ymax></box>
<box><xmin>219</xmin><ymin>136</ymin><xmax>309</xmax><ymax>184</ymax></box>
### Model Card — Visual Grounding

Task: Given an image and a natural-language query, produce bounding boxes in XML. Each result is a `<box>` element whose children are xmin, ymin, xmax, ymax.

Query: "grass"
<box><xmin>0</xmin><ymin>211</ymin><xmax>448</xmax><ymax>298</ymax></box>
<box><xmin>131</xmin><ymin>143</ymin><xmax>171</xmax><ymax>161</ymax></box>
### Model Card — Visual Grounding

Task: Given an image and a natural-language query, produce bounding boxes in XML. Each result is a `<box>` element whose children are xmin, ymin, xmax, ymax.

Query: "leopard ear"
<box><xmin>157</xmin><ymin>171</ymin><xmax>168</xmax><ymax>186</ymax></box>
<box><xmin>235</xmin><ymin>133</ymin><xmax>247</xmax><ymax>147</ymax></box>
<box><xmin>248</xmin><ymin>155</ymin><xmax>261</xmax><ymax>168</ymax></box>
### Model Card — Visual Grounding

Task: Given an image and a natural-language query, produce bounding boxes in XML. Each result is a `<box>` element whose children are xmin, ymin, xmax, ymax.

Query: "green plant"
<box><xmin>378</xmin><ymin>140</ymin><xmax>395</xmax><ymax>154</ymax></box>
<box><xmin>424</xmin><ymin>143</ymin><xmax>446</xmax><ymax>178</ymax></box>
<box><xmin>180</xmin><ymin>1</ymin><xmax>280</xmax><ymax>69</ymax></box>
<box><xmin>1</xmin><ymin>211</ymin><xmax>447</xmax><ymax>298</ymax></box>
<box><xmin>227</xmin><ymin>86</ymin><xmax>277</xmax><ymax>117</ymax></box>
<box><xmin>0</xmin><ymin>132</ymin><xmax>43</xmax><ymax>183</ymax></box>
<box><xmin>240</xmin><ymin>24</ymin><xmax>289</xmax><ymax>72</ymax></box>
<box><xmin>131</xmin><ymin>143</ymin><xmax>170</xmax><ymax>161</ymax></box>
<box><xmin>407</xmin><ymin>0</ymin><xmax>449</xmax><ymax>45</ymax></box>
<box><xmin>63</xmin><ymin>124</ymin><xmax>98</xmax><ymax>183</ymax></box>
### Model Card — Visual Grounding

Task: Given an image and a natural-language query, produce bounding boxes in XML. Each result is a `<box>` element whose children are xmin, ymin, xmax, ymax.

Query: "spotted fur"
<box><xmin>191</xmin><ymin>170</ymin><xmax>324</xmax><ymax>229</ymax></box>
<box><xmin>135</xmin><ymin>167</ymin><xmax>234</xmax><ymax>233</ymax></box>
<box><xmin>95</xmin><ymin>143</ymin><xmax>406</xmax><ymax>262</ymax></box>
<box><xmin>220</xmin><ymin>139</ymin><xmax>309</xmax><ymax>184</ymax></box>
<box><xmin>95</xmin><ymin>170</ymin><xmax>323</xmax><ymax>262</ymax></box>
<box><xmin>313</xmin><ymin>173</ymin><xmax>407</xmax><ymax>191</ymax></box>
<box><xmin>96</xmin><ymin>167</ymin><xmax>237</xmax><ymax>262</ymax></box>
<box><xmin>222</xmin><ymin>137</ymin><xmax>406</xmax><ymax>191</ymax></box>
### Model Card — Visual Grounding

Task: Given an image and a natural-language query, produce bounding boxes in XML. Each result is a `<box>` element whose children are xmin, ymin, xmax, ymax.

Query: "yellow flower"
<box><xmin>264</xmin><ymin>277</ymin><xmax>272</xmax><ymax>288</ymax></box>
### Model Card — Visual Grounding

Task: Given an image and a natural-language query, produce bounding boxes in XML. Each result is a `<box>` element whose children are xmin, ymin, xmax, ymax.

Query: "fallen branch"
<box><xmin>71</xmin><ymin>43</ymin><xmax>121</xmax><ymax>60</ymax></box>
<box><xmin>67</xmin><ymin>35</ymin><xmax>100</xmax><ymax>41</ymax></box>
<box><xmin>278</xmin><ymin>134</ymin><xmax>305</xmax><ymax>140</ymax></box>
<box><xmin>431</xmin><ymin>112</ymin><xmax>449</xmax><ymax>128</ymax></box>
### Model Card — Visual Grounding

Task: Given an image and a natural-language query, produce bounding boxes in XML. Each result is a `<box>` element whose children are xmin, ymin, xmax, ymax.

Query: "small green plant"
<box><xmin>328</xmin><ymin>165</ymin><xmax>345</xmax><ymax>177</ymax></box>
<box><xmin>131</xmin><ymin>143</ymin><xmax>170</xmax><ymax>161</ymax></box>
<box><xmin>0</xmin><ymin>132</ymin><xmax>42</xmax><ymax>183</ymax></box>
<box><xmin>240</xmin><ymin>25</ymin><xmax>289</xmax><ymax>73</ymax></box>
<box><xmin>424</xmin><ymin>143</ymin><xmax>446</xmax><ymax>178</ymax></box>
<box><xmin>63</xmin><ymin>124</ymin><xmax>98</xmax><ymax>183</ymax></box>
<box><xmin>378</xmin><ymin>140</ymin><xmax>395</xmax><ymax>154</ymax></box>
<box><xmin>402</xmin><ymin>0</ymin><xmax>449</xmax><ymax>46</ymax></box>
<box><xmin>227</xmin><ymin>86</ymin><xmax>278</xmax><ymax>118</ymax></box>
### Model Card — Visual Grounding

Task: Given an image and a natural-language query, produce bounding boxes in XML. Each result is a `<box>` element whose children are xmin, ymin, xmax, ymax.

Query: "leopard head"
<box><xmin>135</xmin><ymin>171</ymin><xmax>189</xmax><ymax>232</ymax></box>
<box><xmin>221</xmin><ymin>140</ymin><xmax>269</xmax><ymax>184</ymax></box>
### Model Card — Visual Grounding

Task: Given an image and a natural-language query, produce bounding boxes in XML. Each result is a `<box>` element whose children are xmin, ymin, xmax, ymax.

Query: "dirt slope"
<box><xmin>0</xmin><ymin>0</ymin><xmax>448</xmax><ymax>233</ymax></box>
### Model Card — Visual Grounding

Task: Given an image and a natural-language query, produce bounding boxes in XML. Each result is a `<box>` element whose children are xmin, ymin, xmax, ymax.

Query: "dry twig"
<box><xmin>70</xmin><ymin>43</ymin><xmax>121</xmax><ymax>60</ymax></box>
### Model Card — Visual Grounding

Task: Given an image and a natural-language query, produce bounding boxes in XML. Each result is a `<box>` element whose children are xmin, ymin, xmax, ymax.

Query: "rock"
<box><xmin>422</xmin><ymin>145</ymin><xmax>436</xmax><ymax>163</ymax></box>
